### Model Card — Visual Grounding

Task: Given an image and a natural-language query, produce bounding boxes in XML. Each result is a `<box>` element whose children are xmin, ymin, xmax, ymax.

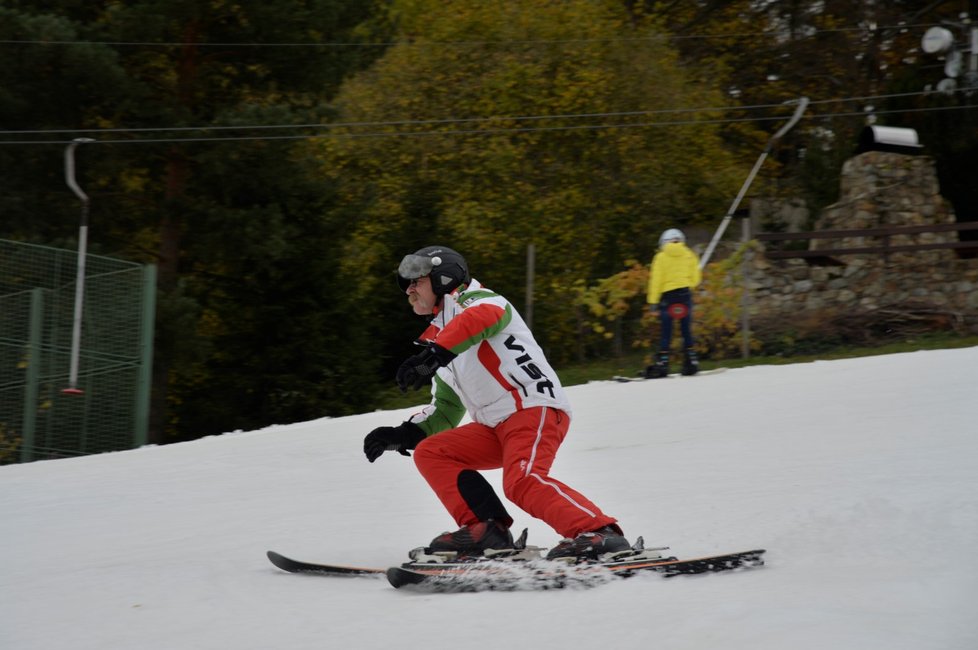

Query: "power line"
<box><xmin>0</xmin><ymin>91</ymin><xmax>960</xmax><ymax>142</ymax></box>
<box><xmin>0</xmin><ymin>115</ymin><xmax>787</xmax><ymax>145</ymax></box>
<box><xmin>0</xmin><ymin>22</ymin><xmax>942</xmax><ymax>49</ymax></box>
<box><xmin>1</xmin><ymin>102</ymin><xmax>974</xmax><ymax>146</ymax></box>
<box><xmin>0</xmin><ymin>101</ymin><xmax>792</xmax><ymax>137</ymax></box>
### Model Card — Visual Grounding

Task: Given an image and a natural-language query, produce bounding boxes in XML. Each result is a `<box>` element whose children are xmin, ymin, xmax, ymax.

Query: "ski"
<box><xmin>266</xmin><ymin>550</ymin><xmax>386</xmax><ymax>577</ymax></box>
<box><xmin>386</xmin><ymin>549</ymin><xmax>765</xmax><ymax>592</ymax></box>
<box><xmin>613</xmin><ymin>367</ymin><xmax>728</xmax><ymax>382</ymax></box>
<box><xmin>268</xmin><ymin>546</ymin><xmax>765</xmax><ymax>591</ymax></box>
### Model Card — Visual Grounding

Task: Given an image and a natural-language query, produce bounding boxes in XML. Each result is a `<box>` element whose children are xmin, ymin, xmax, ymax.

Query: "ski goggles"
<box><xmin>397</xmin><ymin>254</ymin><xmax>438</xmax><ymax>290</ymax></box>
<box><xmin>398</xmin><ymin>254</ymin><xmax>445</xmax><ymax>280</ymax></box>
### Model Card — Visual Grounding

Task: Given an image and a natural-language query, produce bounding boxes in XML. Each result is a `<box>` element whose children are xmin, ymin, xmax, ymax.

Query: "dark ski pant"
<box><xmin>412</xmin><ymin>406</ymin><xmax>617</xmax><ymax>539</ymax></box>
<box><xmin>659</xmin><ymin>287</ymin><xmax>695</xmax><ymax>352</ymax></box>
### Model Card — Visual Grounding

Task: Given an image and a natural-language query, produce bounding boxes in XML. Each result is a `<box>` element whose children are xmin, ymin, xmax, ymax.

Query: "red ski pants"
<box><xmin>412</xmin><ymin>406</ymin><xmax>617</xmax><ymax>539</ymax></box>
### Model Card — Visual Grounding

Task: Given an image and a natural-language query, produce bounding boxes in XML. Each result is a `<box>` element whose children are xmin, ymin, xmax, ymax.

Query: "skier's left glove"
<box><xmin>395</xmin><ymin>343</ymin><xmax>456</xmax><ymax>392</ymax></box>
<box><xmin>363</xmin><ymin>421</ymin><xmax>426</xmax><ymax>463</ymax></box>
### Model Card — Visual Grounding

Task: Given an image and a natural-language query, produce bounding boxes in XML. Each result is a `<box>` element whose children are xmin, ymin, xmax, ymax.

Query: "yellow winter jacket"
<box><xmin>646</xmin><ymin>242</ymin><xmax>702</xmax><ymax>304</ymax></box>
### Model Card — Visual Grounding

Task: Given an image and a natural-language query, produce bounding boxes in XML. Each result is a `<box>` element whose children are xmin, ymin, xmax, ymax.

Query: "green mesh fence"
<box><xmin>0</xmin><ymin>239</ymin><xmax>156</xmax><ymax>464</ymax></box>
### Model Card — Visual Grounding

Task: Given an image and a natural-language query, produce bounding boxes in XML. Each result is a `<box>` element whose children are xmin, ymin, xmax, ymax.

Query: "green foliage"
<box><xmin>0</xmin><ymin>1</ymin><xmax>393</xmax><ymax>442</ymax></box>
<box><xmin>314</xmin><ymin>0</ymin><xmax>756</xmax><ymax>364</ymax></box>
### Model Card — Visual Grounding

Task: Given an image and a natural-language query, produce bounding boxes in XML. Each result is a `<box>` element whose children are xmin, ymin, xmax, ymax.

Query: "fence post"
<box><xmin>21</xmin><ymin>288</ymin><xmax>44</xmax><ymax>463</ymax></box>
<box><xmin>741</xmin><ymin>217</ymin><xmax>752</xmax><ymax>359</ymax></box>
<box><xmin>525</xmin><ymin>243</ymin><xmax>535</xmax><ymax>329</ymax></box>
<box><xmin>133</xmin><ymin>264</ymin><xmax>157</xmax><ymax>448</ymax></box>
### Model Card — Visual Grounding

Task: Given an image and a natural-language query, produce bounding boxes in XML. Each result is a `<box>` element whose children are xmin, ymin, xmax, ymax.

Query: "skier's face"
<box><xmin>406</xmin><ymin>275</ymin><xmax>437</xmax><ymax>315</ymax></box>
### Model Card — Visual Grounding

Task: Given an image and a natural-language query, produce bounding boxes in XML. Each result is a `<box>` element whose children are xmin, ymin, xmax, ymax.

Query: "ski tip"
<box><xmin>266</xmin><ymin>550</ymin><xmax>294</xmax><ymax>572</ymax></box>
<box><xmin>386</xmin><ymin>566</ymin><xmax>422</xmax><ymax>589</ymax></box>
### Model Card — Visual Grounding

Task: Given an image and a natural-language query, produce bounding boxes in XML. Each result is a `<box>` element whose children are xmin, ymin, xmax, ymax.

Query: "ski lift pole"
<box><xmin>700</xmin><ymin>97</ymin><xmax>809</xmax><ymax>269</ymax></box>
<box><xmin>63</xmin><ymin>137</ymin><xmax>95</xmax><ymax>395</ymax></box>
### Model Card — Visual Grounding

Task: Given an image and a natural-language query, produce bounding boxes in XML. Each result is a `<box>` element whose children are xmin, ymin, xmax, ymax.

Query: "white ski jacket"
<box><xmin>407</xmin><ymin>278</ymin><xmax>572</xmax><ymax>433</ymax></box>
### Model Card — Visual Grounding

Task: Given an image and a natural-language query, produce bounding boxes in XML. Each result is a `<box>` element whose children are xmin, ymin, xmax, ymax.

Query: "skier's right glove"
<box><xmin>363</xmin><ymin>421</ymin><xmax>426</xmax><ymax>463</ymax></box>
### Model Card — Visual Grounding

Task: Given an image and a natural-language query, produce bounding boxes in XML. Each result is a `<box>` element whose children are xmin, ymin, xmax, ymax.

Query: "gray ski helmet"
<box><xmin>397</xmin><ymin>245</ymin><xmax>470</xmax><ymax>296</ymax></box>
<box><xmin>659</xmin><ymin>228</ymin><xmax>686</xmax><ymax>247</ymax></box>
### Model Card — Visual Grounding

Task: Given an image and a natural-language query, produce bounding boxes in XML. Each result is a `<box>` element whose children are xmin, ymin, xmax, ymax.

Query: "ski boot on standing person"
<box><xmin>682</xmin><ymin>348</ymin><xmax>699</xmax><ymax>376</ymax></box>
<box><xmin>545</xmin><ymin>524</ymin><xmax>631</xmax><ymax>562</ymax></box>
<box><xmin>644</xmin><ymin>351</ymin><xmax>671</xmax><ymax>379</ymax></box>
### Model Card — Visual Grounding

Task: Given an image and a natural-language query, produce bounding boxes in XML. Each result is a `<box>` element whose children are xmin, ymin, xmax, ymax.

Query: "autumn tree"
<box><xmin>314</xmin><ymin>0</ymin><xmax>760</xmax><ymax>363</ymax></box>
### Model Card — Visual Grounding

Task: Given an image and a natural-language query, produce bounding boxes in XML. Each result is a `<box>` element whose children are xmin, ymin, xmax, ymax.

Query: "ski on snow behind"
<box><xmin>385</xmin><ymin>548</ymin><xmax>765</xmax><ymax>592</ymax></box>
<box><xmin>613</xmin><ymin>367</ymin><xmax>728</xmax><ymax>382</ymax></box>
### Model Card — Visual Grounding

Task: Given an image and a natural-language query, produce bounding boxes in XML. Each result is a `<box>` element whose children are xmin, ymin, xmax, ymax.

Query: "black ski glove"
<box><xmin>363</xmin><ymin>421</ymin><xmax>426</xmax><ymax>463</ymax></box>
<box><xmin>395</xmin><ymin>343</ymin><xmax>457</xmax><ymax>392</ymax></box>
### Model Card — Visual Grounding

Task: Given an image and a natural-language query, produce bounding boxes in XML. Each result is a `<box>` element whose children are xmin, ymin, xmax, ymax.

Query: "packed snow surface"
<box><xmin>2</xmin><ymin>347</ymin><xmax>977</xmax><ymax>649</ymax></box>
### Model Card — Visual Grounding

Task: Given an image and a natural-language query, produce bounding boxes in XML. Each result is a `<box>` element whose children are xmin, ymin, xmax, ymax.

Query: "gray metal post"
<box><xmin>701</xmin><ymin>98</ymin><xmax>809</xmax><ymax>269</ymax></box>
<box><xmin>63</xmin><ymin>137</ymin><xmax>96</xmax><ymax>395</ymax></box>
<box><xmin>970</xmin><ymin>25</ymin><xmax>978</xmax><ymax>89</ymax></box>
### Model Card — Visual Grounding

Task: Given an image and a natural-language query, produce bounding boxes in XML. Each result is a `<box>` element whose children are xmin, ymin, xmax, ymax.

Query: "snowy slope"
<box><xmin>2</xmin><ymin>348</ymin><xmax>977</xmax><ymax>650</ymax></box>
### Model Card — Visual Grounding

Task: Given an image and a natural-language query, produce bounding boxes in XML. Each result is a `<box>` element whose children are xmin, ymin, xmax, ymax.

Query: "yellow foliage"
<box><xmin>574</xmin><ymin>244</ymin><xmax>761</xmax><ymax>360</ymax></box>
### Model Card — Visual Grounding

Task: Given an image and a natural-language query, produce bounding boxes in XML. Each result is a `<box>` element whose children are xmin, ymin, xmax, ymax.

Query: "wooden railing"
<box><xmin>756</xmin><ymin>222</ymin><xmax>978</xmax><ymax>261</ymax></box>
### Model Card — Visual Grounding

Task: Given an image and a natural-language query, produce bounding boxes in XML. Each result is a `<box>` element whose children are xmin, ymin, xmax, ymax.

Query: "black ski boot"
<box><xmin>546</xmin><ymin>524</ymin><xmax>630</xmax><ymax>561</ymax></box>
<box><xmin>681</xmin><ymin>349</ymin><xmax>699</xmax><ymax>376</ymax></box>
<box><xmin>644</xmin><ymin>351</ymin><xmax>670</xmax><ymax>378</ymax></box>
<box><xmin>427</xmin><ymin>519</ymin><xmax>514</xmax><ymax>557</ymax></box>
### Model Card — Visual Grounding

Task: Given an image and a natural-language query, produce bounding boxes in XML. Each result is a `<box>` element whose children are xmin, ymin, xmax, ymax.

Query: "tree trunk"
<box><xmin>148</xmin><ymin>151</ymin><xmax>190</xmax><ymax>444</ymax></box>
<box><xmin>148</xmin><ymin>28</ymin><xmax>199</xmax><ymax>444</ymax></box>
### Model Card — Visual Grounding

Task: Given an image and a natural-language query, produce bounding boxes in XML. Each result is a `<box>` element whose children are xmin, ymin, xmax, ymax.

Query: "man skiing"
<box><xmin>363</xmin><ymin>245</ymin><xmax>628</xmax><ymax>561</ymax></box>
<box><xmin>645</xmin><ymin>228</ymin><xmax>702</xmax><ymax>378</ymax></box>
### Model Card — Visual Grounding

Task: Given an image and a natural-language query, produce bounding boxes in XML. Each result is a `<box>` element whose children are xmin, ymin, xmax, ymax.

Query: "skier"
<box><xmin>363</xmin><ymin>245</ymin><xmax>629</xmax><ymax>561</ymax></box>
<box><xmin>645</xmin><ymin>228</ymin><xmax>702</xmax><ymax>378</ymax></box>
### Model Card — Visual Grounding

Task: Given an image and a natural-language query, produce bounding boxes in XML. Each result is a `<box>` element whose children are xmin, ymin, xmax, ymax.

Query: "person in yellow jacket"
<box><xmin>645</xmin><ymin>228</ymin><xmax>702</xmax><ymax>378</ymax></box>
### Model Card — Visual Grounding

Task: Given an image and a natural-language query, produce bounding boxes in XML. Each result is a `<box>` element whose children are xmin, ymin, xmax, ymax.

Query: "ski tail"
<box><xmin>267</xmin><ymin>550</ymin><xmax>385</xmax><ymax>576</ymax></box>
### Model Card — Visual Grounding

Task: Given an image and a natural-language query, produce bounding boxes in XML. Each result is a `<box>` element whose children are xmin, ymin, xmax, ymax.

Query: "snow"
<box><xmin>2</xmin><ymin>347</ymin><xmax>977</xmax><ymax>650</ymax></box>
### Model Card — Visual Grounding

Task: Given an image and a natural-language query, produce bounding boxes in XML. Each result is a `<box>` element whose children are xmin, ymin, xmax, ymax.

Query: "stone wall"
<box><xmin>742</xmin><ymin>151</ymin><xmax>978</xmax><ymax>332</ymax></box>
